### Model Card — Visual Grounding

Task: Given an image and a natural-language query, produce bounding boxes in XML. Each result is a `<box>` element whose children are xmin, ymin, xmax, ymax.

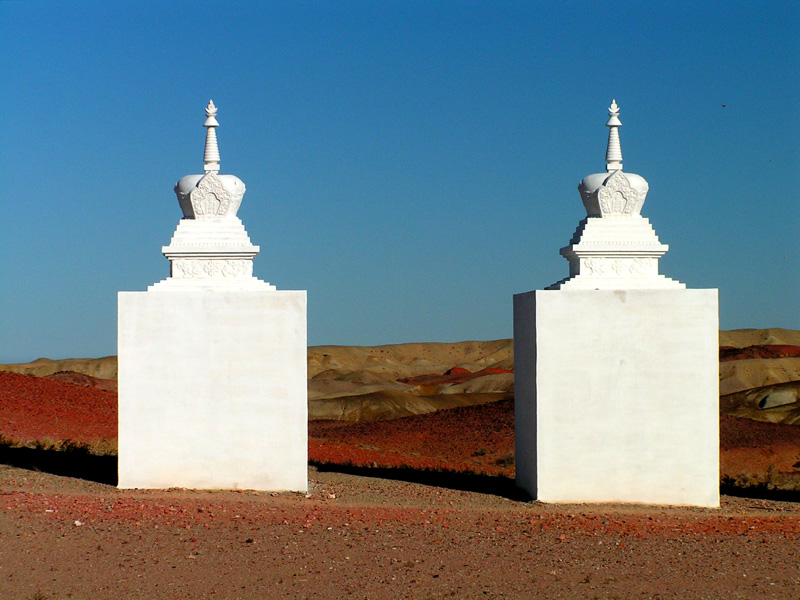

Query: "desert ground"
<box><xmin>1</xmin><ymin>328</ymin><xmax>799</xmax><ymax>599</ymax></box>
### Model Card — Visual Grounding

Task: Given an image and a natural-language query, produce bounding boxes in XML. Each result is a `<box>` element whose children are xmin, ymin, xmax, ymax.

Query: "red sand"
<box><xmin>719</xmin><ymin>344</ymin><xmax>800</xmax><ymax>361</ymax></box>
<box><xmin>2</xmin><ymin>369</ymin><xmax>799</xmax><ymax>489</ymax></box>
<box><xmin>0</xmin><ymin>372</ymin><xmax>117</xmax><ymax>444</ymax></box>
<box><xmin>399</xmin><ymin>366</ymin><xmax>513</xmax><ymax>386</ymax></box>
<box><xmin>310</xmin><ymin>399</ymin><xmax>514</xmax><ymax>476</ymax></box>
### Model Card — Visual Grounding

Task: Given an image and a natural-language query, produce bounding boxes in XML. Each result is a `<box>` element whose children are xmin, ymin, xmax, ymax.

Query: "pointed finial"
<box><xmin>605</xmin><ymin>99</ymin><xmax>622</xmax><ymax>172</ymax></box>
<box><xmin>203</xmin><ymin>100</ymin><xmax>220</xmax><ymax>173</ymax></box>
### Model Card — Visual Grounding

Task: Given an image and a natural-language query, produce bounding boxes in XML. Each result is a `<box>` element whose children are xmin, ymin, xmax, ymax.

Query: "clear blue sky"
<box><xmin>2</xmin><ymin>1</ymin><xmax>798</xmax><ymax>362</ymax></box>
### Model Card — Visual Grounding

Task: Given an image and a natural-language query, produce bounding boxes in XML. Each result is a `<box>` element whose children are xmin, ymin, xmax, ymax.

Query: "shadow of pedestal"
<box><xmin>0</xmin><ymin>444</ymin><xmax>117</xmax><ymax>486</ymax></box>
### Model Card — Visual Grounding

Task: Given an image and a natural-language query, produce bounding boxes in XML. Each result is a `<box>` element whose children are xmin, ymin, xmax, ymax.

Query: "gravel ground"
<box><xmin>1</xmin><ymin>464</ymin><xmax>799</xmax><ymax>600</ymax></box>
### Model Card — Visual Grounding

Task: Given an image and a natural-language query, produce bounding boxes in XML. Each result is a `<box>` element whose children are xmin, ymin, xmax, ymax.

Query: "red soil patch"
<box><xmin>399</xmin><ymin>366</ymin><xmax>513</xmax><ymax>386</ymax></box>
<box><xmin>0</xmin><ymin>372</ymin><xmax>116</xmax><ymax>444</ymax></box>
<box><xmin>1</xmin><ymin>368</ymin><xmax>799</xmax><ymax>491</ymax></box>
<box><xmin>309</xmin><ymin>399</ymin><xmax>515</xmax><ymax>476</ymax></box>
<box><xmin>720</xmin><ymin>413</ymin><xmax>800</xmax><ymax>451</ymax></box>
<box><xmin>719</xmin><ymin>344</ymin><xmax>800</xmax><ymax>361</ymax></box>
<box><xmin>46</xmin><ymin>371</ymin><xmax>118</xmax><ymax>392</ymax></box>
<box><xmin>720</xmin><ymin>414</ymin><xmax>800</xmax><ymax>481</ymax></box>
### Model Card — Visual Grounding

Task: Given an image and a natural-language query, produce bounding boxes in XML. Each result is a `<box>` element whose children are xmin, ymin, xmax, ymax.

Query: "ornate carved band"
<box><xmin>582</xmin><ymin>257</ymin><xmax>655</xmax><ymax>276</ymax></box>
<box><xmin>172</xmin><ymin>259</ymin><xmax>251</xmax><ymax>279</ymax></box>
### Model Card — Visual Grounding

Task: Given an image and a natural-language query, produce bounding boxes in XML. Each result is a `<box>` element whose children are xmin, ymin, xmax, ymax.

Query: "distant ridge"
<box><xmin>2</xmin><ymin>329</ymin><xmax>798</xmax><ymax>379</ymax></box>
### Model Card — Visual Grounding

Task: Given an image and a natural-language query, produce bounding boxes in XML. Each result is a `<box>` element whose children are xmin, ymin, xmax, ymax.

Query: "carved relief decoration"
<box><xmin>172</xmin><ymin>259</ymin><xmax>250</xmax><ymax>279</ymax></box>
<box><xmin>583</xmin><ymin>258</ymin><xmax>607</xmax><ymax>275</ymax></box>
<box><xmin>629</xmin><ymin>258</ymin><xmax>651</xmax><ymax>275</ymax></box>
<box><xmin>582</xmin><ymin>257</ymin><xmax>654</xmax><ymax>276</ymax></box>
<box><xmin>189</xmin><ymin>173</ymin><xmax>232</xmax><ymax>218</ymax></box>
<box><xmin>597</xmin><ymin>170</ymin><xmax>640</xmax><ymax>217</ymax></box>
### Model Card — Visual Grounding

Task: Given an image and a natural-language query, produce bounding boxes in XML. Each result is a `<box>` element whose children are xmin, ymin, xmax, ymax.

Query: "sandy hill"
<box><xmin>307</xmin><ymin>340</ymin><xmax>513</xmax><ymax>420</ymax></box>
<box><xmin>716</xmin><ymin>331</ymin><xmax>800</xmax><ymax>425</ymax></box>
<box><xmin>719</xmin><ymin>328</ymin><xmax>800</xmax><ymax>348</ymax></box>
<box><xmin>308</xmin><ymin>339</ymin><xmax>513</xmax><ymax>379</ymax></box>
<box><xmin>0</xmin><ymin>356</ymin><xmax>118</xmax><ymax>380</ymax></box>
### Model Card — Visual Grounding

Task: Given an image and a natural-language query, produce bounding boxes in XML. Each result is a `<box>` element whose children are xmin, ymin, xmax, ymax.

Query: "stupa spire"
<box><xmin>203</xmin><ymin>100</ymin><xmax>220</xmax><ymax>173</ymax></box>
<box><xmin>605</xmin><ymin>99</ymin><xmax>622</xmax><ymax>172</ymax></box>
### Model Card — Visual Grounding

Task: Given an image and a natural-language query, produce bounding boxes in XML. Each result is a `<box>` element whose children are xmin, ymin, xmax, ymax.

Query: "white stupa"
<box><xmin>118</xmin><ymin>101</ymin><xmax>308</xmax><ymax>492</ymax></box>
<box><xmin>151</xmin><ymin>100</ymin><xmax>274</xmax><ymax>291</ymax></box>
<box><xmin>514</xmin><ymin>100</ymin><xmax>719</xmax><ymax>507</ymax></box>
<box><xmin>549</xmin><ymin>100</ymin><xmax>682</xmax><ymax>290</ymax></box>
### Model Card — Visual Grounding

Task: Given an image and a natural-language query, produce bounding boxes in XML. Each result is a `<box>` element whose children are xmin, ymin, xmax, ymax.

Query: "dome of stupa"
<box><xmin>577</xmin><ymin>100</ymin><xmax>649</xmax><ymax>217</ymax></box>
<box><xmin>174</xmin><ymin>100</ymin><xmax>246</xmax><ymax>219</ymax></box>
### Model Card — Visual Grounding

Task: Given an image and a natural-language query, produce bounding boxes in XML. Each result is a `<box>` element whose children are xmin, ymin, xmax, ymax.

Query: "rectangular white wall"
<box><xmin>118</xmin><ymin>290</ymin><xmax>307</xmax><ymax>492</ymax></box>
<box><xmin>514</xmin><ymin>289</ymin><xmax>719</xmax><ymax>507</ymax></box>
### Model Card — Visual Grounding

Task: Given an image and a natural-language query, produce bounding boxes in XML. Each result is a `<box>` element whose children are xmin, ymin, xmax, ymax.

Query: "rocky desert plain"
<box><xmin>1</xmin><ymin>328</ymin><xmax>799</xmax><ymax>599</ymax></box>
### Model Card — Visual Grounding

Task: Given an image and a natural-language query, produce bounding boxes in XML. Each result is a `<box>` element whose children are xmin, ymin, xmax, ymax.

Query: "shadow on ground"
<box><xmin>720</xmin><ymin>479</ymin><xmax>800</xmax><ymax>503</ymax></box>
<box><xmin>0</xmin><ymin>444</ymin><xmax>117</xmax><ymax>486</ymax></box>
<box><xmin>315</xmin><ymin>464</ymin><xmax>800</xmax><ymax>504</ymax></box>
<box><xmin>312</xmin><ymin>462</ymin><xmax>531</xmax><ymax>501</ymax></box>
<box><xmin>2</xmin><ymin>448</ymin><xmax>798</xmax><ymax>504</ymax></box>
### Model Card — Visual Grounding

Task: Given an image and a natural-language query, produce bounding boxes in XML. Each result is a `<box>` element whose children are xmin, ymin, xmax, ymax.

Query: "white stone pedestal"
<box><xmin>514</xmin><ymin>289</ymin><xmax>719</xmax><ymax>506</ymax></box>
<box><xmin>118</xmin><ymin>290</ymin><xmax>307</xmax><ymax>491</ymax></box>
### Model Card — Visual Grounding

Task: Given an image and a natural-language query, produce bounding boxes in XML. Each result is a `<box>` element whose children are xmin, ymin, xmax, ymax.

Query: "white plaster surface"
<box><xmin>514</xmin><ymin>289</ymin><xmax>719</xmax><ymax>507</ymax></box>
<box><xmin>118</xmin><ymin>290</ymin><xmax>307</xmax><ymax>492</ymax></box>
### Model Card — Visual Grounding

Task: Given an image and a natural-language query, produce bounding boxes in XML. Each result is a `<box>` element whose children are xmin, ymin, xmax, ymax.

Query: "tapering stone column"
<box><xmin>514</xmin><ymin>101</ymin><xmax>719</xmax><ymax>507</ymax></box>
<box><xmin>118</xmin><ymin>102</ymin><xmax>307</xmax><ymax>492</ymax></box>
